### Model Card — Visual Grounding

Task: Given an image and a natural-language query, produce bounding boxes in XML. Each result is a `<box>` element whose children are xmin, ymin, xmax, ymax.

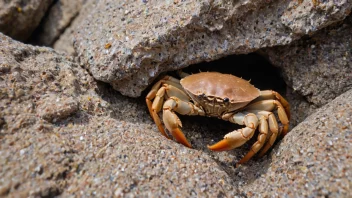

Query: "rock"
<box><xmin>284</xmin><ymin>87</ymin><xmax>318</xmax><ymax>127</ymax></box>
<box><xmin>53</xmin><ymin>0</ymin><xmax>97</xmax><ymax>55</ymax></box>
<box><xmin>58</xmin><ymin>118</ymin><xmax>237</xmax><ymax>197</ymax></box>
<box><xmin>72</xmin><ymin>0</ymin><xmax>351</xmax><ymax>97</ymax></box>
<box><xmin>29</xmin><ymin>0</ymin><xmax>87</xmax><ymax>46</ymax></box>
<box><xmin>281</xmin><ymin>0</ymin><xmax>352</xmax><ymax>35</ymax></box>
<box><xmin>0</xmin><ymin>32</ymin><xmax>96</xmax><ymax>196</ymax></box>
<box><xmin>1</xmin><ymin>2</ymin><xmax>352</xmax><ymax>196</ymax></box>
<box><xmin>0</xmin><ymin>32</ymin><xmax>100</xmax><ymax>132</ymax></box>
<box><xmin>239</xmin><ymin>88</ymin><xmax>352</xmax><ymax>197</ymax></box>
<box><xmin>0</xmin><ymin>32</ymin><xmax>106</xmax><ymax>196</ymax></box>
<box><xmin>264</xmin><ymin>14</ymin><xmax>352</xmax><ymax>125</ymax></box>
<box><xmin>0</xmin><ymin>0</ymin><xmax>53</xmax><ymax>41</ymax></box>
<box><xmin>0</xmin><ymin>33</ymin><xmax>238</xmax><ymax>197</ymax></box>
<box><xmin>0</xmin><ymin>115</ymin><xmax>4</xmax><ymax>128</ymax></box>
<box><xmin>36</xmin><ymin>95</ymin><xmax>79</xmax><ymax>122</ymax></box>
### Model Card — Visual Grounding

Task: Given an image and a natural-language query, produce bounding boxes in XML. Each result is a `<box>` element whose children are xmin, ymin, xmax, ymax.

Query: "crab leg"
<box><xmin>254</xmin><ymin>90</ymin><xmax>291</xmax><ymax>120</ymax></box>
<box><xmin>146</xmin><ymin>86</ymin><xmax>168</xmax><ymax>138</ymax></box>
<box><xmin>208</xmin><ymin>113</ymin><xmax>259</xmax><ymax>151</ymax></box>
<box><xmin>245</xmin><ymin>99</ymin><xmax>289</xmax><ymax>136</ymax></box>
<box><xmin>163</xmin><ymin>97</ymin><xmax>205</xmax><ymax>148</ymax></box>
<box><xmin>146</xmin><ymin>80</ymin><xmax>189</xmax><ymax>138</ymax></box>
<box><xmin>236</xmin><ymin>114</ymin><xmax>269</xmax><ymax>166</ymax></box>
<box><xmin>146</xmin><ymin>76</ymin><xmax>183</xmax><ymax>104</ymax></box>
<box><xmin>255</xmin><ymin>111</ymin><xmax>281</xmax><ymax>157</ymax></box>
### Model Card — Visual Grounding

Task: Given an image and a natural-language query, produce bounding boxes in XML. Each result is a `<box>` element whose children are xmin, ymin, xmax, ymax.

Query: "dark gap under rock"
<box><xmin>181</xmin><ymin>53</ymin><xmax>286</xmax><ymax>93</ymax></box>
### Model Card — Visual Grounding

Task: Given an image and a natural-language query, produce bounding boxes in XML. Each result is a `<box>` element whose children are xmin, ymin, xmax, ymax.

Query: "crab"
<box><xmin>146</xmin><ymin>71</ymin><xmax>290</xmax><ymax>165</ymax></box>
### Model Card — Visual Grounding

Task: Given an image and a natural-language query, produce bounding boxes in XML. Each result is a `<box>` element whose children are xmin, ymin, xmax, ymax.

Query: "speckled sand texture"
<box><xmin>0</xmin><ymin>32</ymin><xmax>106</xmax><ymax>196</ymax></box>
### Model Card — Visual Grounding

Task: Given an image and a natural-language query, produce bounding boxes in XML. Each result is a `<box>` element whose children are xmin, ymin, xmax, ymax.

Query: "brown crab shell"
<box><xmin>180</xmin><ymin>72</ymin><xmax>260</xmax><ymax>114</ymax></box>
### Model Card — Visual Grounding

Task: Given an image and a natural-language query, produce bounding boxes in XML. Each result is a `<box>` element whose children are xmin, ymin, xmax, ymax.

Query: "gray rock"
<box><xmin>0</xmin><ymin>33</ymin><xmax>237</xmax><ymax>197</ymax></box>
<box><xmin>285</xmin><ymin>87</ymin><xmax>318</xmax><ymax>127</ymax></box>
<box><xmin>0</xmin><ymin>32</ymin><xmax>100</xmax><ymax>133</ymax></box>
<box><xmin>239</xmin><ymin>88</ymin><xmax>352</xmax><ymax>197</ymax></box>
<box><xmin>264</xmin><ymin>15</ymin><xmax>352</xmax><ymax>125</ymax></box>
<box><xmin>53</xmin><ymin>0</ymin><xmax>97</xmax><ymax>55</ymax></box>
<box><xmin>0</xmin><ymin>0</ymin><xmax>53</xmax><ymax>41</ymax></box>
<box><xmin>58</xmin><ymin>118</ymin><xmax>237</xmax><ymax>197</ymax></box>
<box><xmin>72</xmin><ymin>0</ymin><xmax>351</xmax><ymax>97</ymax></box>
<box><xmin>0</xmin><ymin>32</ymin><xmax>98</xmax><ymax>196</ymax></box>
<box><xmin>36</xmin><ymin>95</ymin><xmax>79</xmax><ymax>122</ymax></box>
<box><xmin>281</xmin><ymin>0</ymin><xmax>351</xmax><ymax>35</ymax></box>
<box><xmin>29</xmin><ymin>0</ymin><xmax>87</xmax><ymax>46</ymax></box>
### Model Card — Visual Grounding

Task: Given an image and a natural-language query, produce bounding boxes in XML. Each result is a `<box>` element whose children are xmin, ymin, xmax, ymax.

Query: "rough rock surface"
<box><xmin>264</xmin><ymin>14</ymin><xmax>352</xmax><ymax>125</ymax></box>
<box><xmin>0</xmin><ymin>0</ymin><xmax>53</xmax><ymax>41</ymax></box>
<box><xmin>29</xmin><ymin>0</ymin><xmax>87</xmax><ymax>46</ymax></box>
<box><xmin>72</xmin><ymin>0</ymin><xmax>352</xmax><ymax>97</ymax></box>
<box><xmin>53</xmin><ymin>0</ymin><xmax>97</xmax><ymax>55</ymax></box>
<box><xmin>0</xmin><ymin>33</ymin><xmax>236</xmax><ymax>197</ymax></box>
<box><xmin>57</xmin><ymin>118</ymin><xmax>237</xmax><ymax>197</ymax></box>
<box><xmin>283</xmin><ymin>87</ymin><xmax>317</xmax><ymax>127</ymax></box>
<box><xmin>0</xmin><ymin>32</ymin><xmax>105</xmax><ymax>196</ymax></box>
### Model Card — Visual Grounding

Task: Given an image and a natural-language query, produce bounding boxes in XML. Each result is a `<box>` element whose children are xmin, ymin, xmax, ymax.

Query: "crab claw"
<box><xmin>207</xmin><ymin>139</ymin><xmax>233</xmax><ymax>151</ymax></box>
<box><xmin>171</xmin><ymin>128</ymin><xmax>192</xmax><ymax>148</ymax></box>
<box><xmin>163</xmin><ymin>108</ymin><xmax>192</xmax><ymax>148</ymax></box>
<box><xmin>208</xmin><ymin>126</ymin><xmax>256</xmax><ymax>152</ymax></box>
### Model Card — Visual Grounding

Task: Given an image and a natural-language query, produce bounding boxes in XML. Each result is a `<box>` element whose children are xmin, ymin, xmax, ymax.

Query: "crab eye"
<box><xmin>198</xmin><ymin>93</ymin><xmax>206</xmax><ymax>98</ymax></box>
<box><xmin>223</xmin><ymin>98</ymin><xmax>229</xmax><ymax>102</ymax></box>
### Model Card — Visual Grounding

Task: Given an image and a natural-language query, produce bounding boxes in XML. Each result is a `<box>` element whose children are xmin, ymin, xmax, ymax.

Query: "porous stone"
<box><xmin>281</xmin><ymin>0</ymin><xmax>352</xmax><ymax>35</ymax></box>
<box><xmin>53</xmin><ymin>0</ymin><xmax>97</xmax><ymax>55</ymax></box>
<box><xmin>0</xmin><ymin>32</ymin><xmax>100</xmax><ymax>196</ymax></box>
<box><xmin>284</xmin><ymin>87</ymin><xmax>317</xmax><ymax>127</ymax></box>
<box><xmin>0</xmin><ymin>0</ymin><xmax>53</xmax><ymax>41</ymax></box>
<box><xmin>0</xmin><ymin>33</ymin><xmax>237</xmax><ymax>197</ymax></box>
<box><xmin>37</xmin><ymin>95</ymin><xmax>79</xmax><ymax>122</ymax></box>
<box><xmin>58</xmin><ymin>118</ymin><xmax>237</xmax><ymax>197</ymax></box>
<box><xmin>264</xmin><ymin>14</ymin><xmax>352</xmax><ymax>125</ymax></box>
<box><xmin>72</xmin><ymin>0</ymin><xmax>352</xmax><ymax>97</ymax></box>
<box><xmin>0</xmin><ymin>32</ymin><xmax>99</xmax><ymax>131</ymax></box>
<box><xmin>29</xmin><ymin>0</ymin><xmax>87</xmax><ymax>46</ymax></box>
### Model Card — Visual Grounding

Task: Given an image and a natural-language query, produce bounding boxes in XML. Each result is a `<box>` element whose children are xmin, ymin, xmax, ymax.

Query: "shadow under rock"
<box><xmin>181</xmin><ymin>53</ymin><xmax>287</xmax><ymax>92</ymax></box>
<box><xmin>95</xmin><ymin>81</ymin><xmax>152</xmax><ymax>124</ymax></box>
